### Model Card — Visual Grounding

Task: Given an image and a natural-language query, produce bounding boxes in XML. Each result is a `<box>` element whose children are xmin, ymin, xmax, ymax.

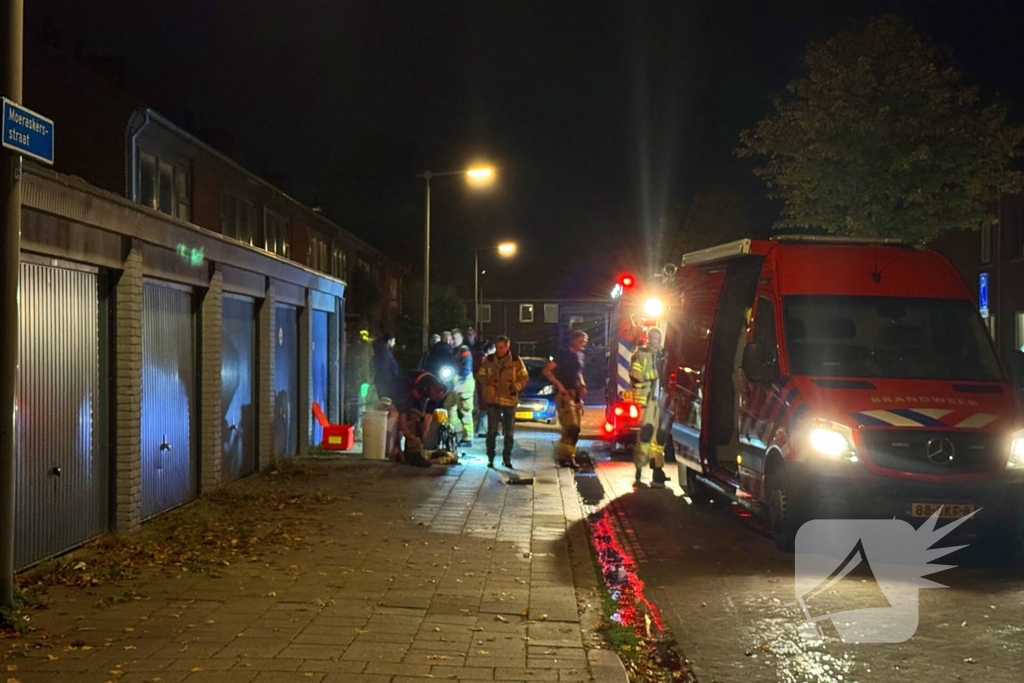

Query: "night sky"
<box><xmin>26</xmin><ymin>0</ymin><xmax>1024</xmax><ymax>299</ymax></box>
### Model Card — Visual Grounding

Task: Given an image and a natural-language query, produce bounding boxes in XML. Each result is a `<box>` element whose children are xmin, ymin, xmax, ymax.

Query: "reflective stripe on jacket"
<box><xmin>629</xmin><ymin>347</ymin><xmax>660</xmax><ymax>406</ymax></box>
<box><xmin>477</xmin><ymin>353</ymin><xmax>529</xmax><ymax>407</ymax></box>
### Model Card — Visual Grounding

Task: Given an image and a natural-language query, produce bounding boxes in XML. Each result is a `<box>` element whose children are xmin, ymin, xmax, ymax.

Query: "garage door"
<box><xmin>310</xmin><ymin>309</ymin><xmax>328</xmax><ymax>446</ymax></box>
<box><xmin>274</xmin><ymin>304</ymin><xmax>299</xmax><ymax>459</ymax></box>
<box><xmin>141</xmin><ymin>281</ymin><xmax>196</xmax><ymax>519</ymax></box>
<box><xmin>222</xmin><ymin>294</ymin><xmax>257</xmax><ymax>480</ymax></box>
<box><xmin>15</xmin><ymin>262</ymin><xmax>106</xmax><ymax>569</ymax></box>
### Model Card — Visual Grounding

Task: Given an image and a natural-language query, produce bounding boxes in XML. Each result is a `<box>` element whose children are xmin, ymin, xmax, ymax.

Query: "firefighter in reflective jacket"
<box><xmin>630</xmin><ymin>327</ymin><xmax>670</xmax><ymax>487</ymax></box>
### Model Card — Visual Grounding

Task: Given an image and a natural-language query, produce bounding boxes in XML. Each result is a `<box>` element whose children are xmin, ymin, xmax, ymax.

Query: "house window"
<box><xmin>308</xmin><ymin>233</ymin><xmax>329</xmax><ymax>272</ymax></box>
<box><xmin>479</xmin><ymin>304</ymin><xmax>492</xmax><ymax>324</ymax></box>
<box><xmin>265</xmin><ymin>209</ymin><xmax>290</xmax><ymax>258</ymax></box>
<box><xmin>981</xmin><ymin>223</ymin><xmax>993</xmax><ymax>264</ymax></box>
<box><xmin>517</xmin><ymin>341</ymin><xmax>538</xmax><ymax>357</ymax></box>
<box><xmin>138</xmin><ymin>149</ymin><xmax>191</xmax><ymax>221</ymax></box>
<box><xmin>519</xmin><ymin>303</ymin><xmax>535</xmax><ymax>323</ymax></box>
<box><xmin>389</xmin><ymin>278</ymin><xmax>399</xmax><ymax>309</ymax></box>
<box><xmin>1016</xmin><ymin>312</ymin><xmax>1024</xmax><ymax>351</ymax></box>
<box><xmin>543</xmin><ymin>303</ymin><xmax>559</xmax><ymax>323</ymax></box>
<box><xmin>220</xmin><ymin>193</ymin><xmax>257</xmax><ymax>245</ymax></box>
<box><xmin>332</xmin><ymin>247</ymin><xmax>348</xmax><ymax>279</ymax></box>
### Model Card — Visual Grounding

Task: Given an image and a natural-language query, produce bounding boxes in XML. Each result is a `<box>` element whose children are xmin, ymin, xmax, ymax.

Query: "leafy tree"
<box><xmin>737</xmin><ymin>15</ymin><xmax>1024</xmax><ymax>242</ymax></box>
<box><xmin>346</xmin><ymin>264</ymin><xmax>383</xmax><ymax>323</ymax></box>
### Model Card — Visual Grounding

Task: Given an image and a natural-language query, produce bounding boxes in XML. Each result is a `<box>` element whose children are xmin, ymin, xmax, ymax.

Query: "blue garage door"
<box><xmin>222</xmin><ymin>294</ymin><xmax>257</xmax><ymax>481</ymax></box>
<box><xmin>141</xmin><ymin>281</ymin><xmax>196</xmax><ymax>520</ymax></box>
<box><xmin>310</xmin><ymin>310</ymin><xmax>328</xmax><ymax>446</ymax></box>
<box><xmin>274</xmin><ymin>304</ymin><xmax>299</xmax><ymax>458</ymax></box>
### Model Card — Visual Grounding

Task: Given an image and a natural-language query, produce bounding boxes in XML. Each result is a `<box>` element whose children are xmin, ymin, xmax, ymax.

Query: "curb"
<box><xmin>588</xmin><ymin>649</ymin><xmax>630</xmax><ymax>683</ymax></box>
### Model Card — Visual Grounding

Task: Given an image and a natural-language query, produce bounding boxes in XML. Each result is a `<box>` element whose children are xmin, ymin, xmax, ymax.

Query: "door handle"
<box><xmin>159</xmin><ymin>435</ymin><xmax>172</xmax><ymax>452</ymax></box>
<box><xmin>51</xmin><ymin>466</ymin><xmax>61</xmax><ymax>477</ymax></box>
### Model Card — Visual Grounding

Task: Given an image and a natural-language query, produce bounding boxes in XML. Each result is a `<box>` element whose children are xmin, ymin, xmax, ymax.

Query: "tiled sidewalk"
<box><xmin>1</xmin><ymin>426</ymin><xmax>613</xmax><ymax>683</ymax></box>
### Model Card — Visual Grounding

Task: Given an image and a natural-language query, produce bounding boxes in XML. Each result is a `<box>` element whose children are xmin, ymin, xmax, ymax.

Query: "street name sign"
<box><xmin>2</xmin><ymin>98</ymin><xmax>54</xmax><ymax>165</ymax></box>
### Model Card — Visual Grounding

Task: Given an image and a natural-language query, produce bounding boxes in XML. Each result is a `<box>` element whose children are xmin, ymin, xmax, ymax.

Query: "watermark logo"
<box><xmin>795</xmin><ymin>508</ymin><xmax>977</xmax><ymax>643</ymax></box>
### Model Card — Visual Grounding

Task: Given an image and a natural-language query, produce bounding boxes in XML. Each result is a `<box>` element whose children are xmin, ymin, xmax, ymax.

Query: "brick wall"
<box><xmin>259</xmin><ymin>284</ymin><xmax>277</xmax><ymax>468</ymax></box>
<box><xmin>113</xmin><ymin>241</ymin><xmax>143</xmax><ymax>533</ymax></box>
<box><xmin>199</xmin><ymin>268</ymin><xmax>223</xmax><ymax>491</ymax></box>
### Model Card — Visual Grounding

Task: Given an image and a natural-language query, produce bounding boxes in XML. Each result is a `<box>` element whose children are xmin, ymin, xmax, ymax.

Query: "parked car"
<box><xmin>515</xmin><ymin>357</ymin><xmax>558</xmax><ymax>423</ymax></box>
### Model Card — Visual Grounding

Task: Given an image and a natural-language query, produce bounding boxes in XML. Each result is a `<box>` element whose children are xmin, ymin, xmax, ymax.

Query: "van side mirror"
<box><xmin>742</xmin><ymin>342</ymin><xmax>776</xmax><ymax>383</ymax></box>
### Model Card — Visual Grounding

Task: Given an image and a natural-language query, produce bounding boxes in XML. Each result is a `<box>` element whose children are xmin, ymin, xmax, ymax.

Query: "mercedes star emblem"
<box><xmin>926</xmin><ymin>437</ymin><xmax>955</xmax><ymax>464</ymax></box>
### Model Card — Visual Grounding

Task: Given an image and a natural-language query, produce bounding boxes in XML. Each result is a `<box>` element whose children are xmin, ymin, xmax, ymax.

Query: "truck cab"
<box><xmin>665</xmin><ymin>237</ymin><xmax>1024</xmax><ymax>551</ymax></box>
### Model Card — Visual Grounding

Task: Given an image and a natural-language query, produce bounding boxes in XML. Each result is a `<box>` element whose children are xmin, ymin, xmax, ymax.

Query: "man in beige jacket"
<box><xmin>476</xmin><ymin>335</ymin><xmax>529</xmax><ymax>468</ymax></box>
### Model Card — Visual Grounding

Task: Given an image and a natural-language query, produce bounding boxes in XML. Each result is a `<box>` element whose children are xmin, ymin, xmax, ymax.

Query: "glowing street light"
<box><xmin>416</xmin><ymin>164</ymin><xmax>498</xmax><ymax>350</ymax></box>
<box><xmin>475</xmin><ymin>240</ymin><xmax>518</xmax><ymax>330</ymax></box>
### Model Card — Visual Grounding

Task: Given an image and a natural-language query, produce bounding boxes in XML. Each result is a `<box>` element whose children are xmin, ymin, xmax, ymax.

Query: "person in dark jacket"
<box><xmin>392</xmin><ymin>371</ymin><xmax>448</xmax><ymax>467</ymax></box>
<box><xmin>422</xmin><ymin>333</ymin><xmax>457</xmax><ymax>387</ymax></box>
<box><xmin>447</xmin><ymin>328</ymin><xmax>476</xmax><ymax>445</ymax></box>
<box><xmin>371</xmin><ymin>333</ymin><xmax>402</xmax><ymax>402</ymax></box>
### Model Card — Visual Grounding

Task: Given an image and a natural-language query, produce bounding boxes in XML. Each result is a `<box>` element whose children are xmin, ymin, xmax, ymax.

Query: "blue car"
<box><xmin>515</xmin><ymin>357</ymin><xmax>557</xmax><ymax>423</ymax></box>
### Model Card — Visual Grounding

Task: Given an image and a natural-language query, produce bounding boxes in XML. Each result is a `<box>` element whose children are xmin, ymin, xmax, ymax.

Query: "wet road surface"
<box><xmin>574</xmin><ymin>442</ymin><xmax>1024</xmax><ymax>683</ymax></box>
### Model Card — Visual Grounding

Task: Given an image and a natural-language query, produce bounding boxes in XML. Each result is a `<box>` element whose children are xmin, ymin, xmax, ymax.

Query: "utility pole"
<box><xmin>421</xmin><ymin>172</ymin><xmax>431</xmax><ymax>352</ymax></box>
<box><xmin>0</xmin><ymin>0</ymin><xmax>24</xmax><ymax>608</ymax></box>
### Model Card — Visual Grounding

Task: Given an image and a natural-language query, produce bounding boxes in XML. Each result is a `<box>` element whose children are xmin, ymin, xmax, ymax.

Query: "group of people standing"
<box><xmin>370</xmin><ymin>324</ymin><xmax>667</xmax><ymax>484</ymax></box>
<box><xmin>371</xmin><ymin>326</ymin><xmax>532</xmax><ymax>469</ymax></box>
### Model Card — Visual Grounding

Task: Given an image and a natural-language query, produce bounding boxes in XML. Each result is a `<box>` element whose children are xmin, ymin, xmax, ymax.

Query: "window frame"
<box><xmin>519</xmin><ymin>303</ymin><xmax>535</xmax><ymax>323</ymax></box>
<box><xmin>479</xmin><ymin>303</ymin><xmax>492</xmax><ymax>324</ymax></box>
<box><xmin>543</xmin><ymin>303</ymin><xmax>559</xmax><ymax>323</ymax></box>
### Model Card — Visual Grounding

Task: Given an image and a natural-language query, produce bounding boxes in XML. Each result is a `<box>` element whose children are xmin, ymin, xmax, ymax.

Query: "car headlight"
<box><xmin>1009</xmin><ymin>429</ymin><xmax>1024</xmax><ymax>468</ymax></box>
<box><xmin>806</xmin><ymin>418</ymin><xmax>857</xmax><ymax>461</ymax></box>
<box><xmin>538</xmin><ymin>384</ymin><xmax>554</xmax><ymax>396</ymax></box>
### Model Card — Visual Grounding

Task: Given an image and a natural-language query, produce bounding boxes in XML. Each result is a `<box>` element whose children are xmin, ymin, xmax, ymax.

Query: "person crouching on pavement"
<box><xmin>392</xmin><ymin>371</ymin><xmax>448</xmax><ymax>467</ymax></box>
<box><xmin>446</xmin><ymin>328</ymin><xmax>477</xmax><ymax>446</ymax></box>
<box><xmin>544</xmin><ymin>330</ymin><xmax>588</xmax><ymax>468</ymax></box>
<box><xmin>477</xmin><ymin>335</ymin><xmax>529</xmax><ymax>469</ymax></box>
<box><xmin>630</xmin><ymin>327</ymin><xmax>670</xmax><ymax>487</ymax></box>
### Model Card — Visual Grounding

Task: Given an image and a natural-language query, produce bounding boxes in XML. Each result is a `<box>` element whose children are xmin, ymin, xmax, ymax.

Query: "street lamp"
<box><xmin>416</xmin><ymin>165</ymin><xmax>496</xmax><ymax>350</ymax></box>
<box><xmin>474</xmin><ymin>241</ymin><xmax>517</xmax><ymax>330</ymax></box>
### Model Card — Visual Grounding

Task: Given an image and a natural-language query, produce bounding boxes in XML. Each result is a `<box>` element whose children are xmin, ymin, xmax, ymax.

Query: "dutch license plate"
<box><xmin>515</xmin><ymin>411</ymin><xmax>533</xmax><ymax>420</ymax></box>
<box><xmin>911</xmin><ymin>503</ymin><xmax>975</xmax><ymax>519</ymax></box>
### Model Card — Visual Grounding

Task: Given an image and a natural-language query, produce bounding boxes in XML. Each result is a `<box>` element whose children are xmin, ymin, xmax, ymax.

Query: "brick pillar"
<box><xmin>199</xmin><ymin>267</ymin><xmax>223</xmax><ymax>492</ymax></box>
<box><xmin>114</xmin><ymin>241</ymin><xmax>143</xmax><ymax>533</ymax></box>
<box><xmin>327</xmin><ymin>296</ymin><xmax>341</xmax><ymax>424</ymax></box>
<box><xmin>298</xmin><ymin>294</ymin><xmax>311</xmax><ymax>453</ymax></box>
<box><xmin>259</xmin><ymin>283</ymin><xmax>276</xmax><ymax>467</ymax></box>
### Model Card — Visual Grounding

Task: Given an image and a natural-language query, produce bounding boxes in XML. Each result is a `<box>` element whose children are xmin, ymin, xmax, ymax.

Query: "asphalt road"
<box><xmin>571</xmin><ymin>436</ymin><xmax>1024</xmax><ymax>683</ymax></box>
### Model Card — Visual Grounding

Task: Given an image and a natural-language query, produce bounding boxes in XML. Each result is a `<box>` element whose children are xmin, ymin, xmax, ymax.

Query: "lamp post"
<box><xmin>474</xmin><ymin>241</ymin><xmax>517</xmax><ymax>330</ymax></box>
<box><xmin>416</xmin><ymin>165</ymin><xmax>495</xmax><ymax>351</ymax></box>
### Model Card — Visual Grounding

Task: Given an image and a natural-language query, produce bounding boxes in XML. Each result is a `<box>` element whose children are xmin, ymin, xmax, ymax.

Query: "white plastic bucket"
<box><xmin>361</xmin><ymin>410</ymin><xmax>388</xmax><ymax>460</ymax></box>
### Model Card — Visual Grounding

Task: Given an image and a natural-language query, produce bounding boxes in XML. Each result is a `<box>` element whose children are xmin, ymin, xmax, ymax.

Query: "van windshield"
<box><xmin>783</xmin><ymin>295</ymin><xmax>1003</xmax><ymax>381</ymax></box>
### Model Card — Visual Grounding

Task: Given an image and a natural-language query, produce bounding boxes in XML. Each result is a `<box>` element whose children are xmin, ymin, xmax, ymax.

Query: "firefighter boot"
<box><xmin>651</xmin><ymin>467</ymin><xmax>670</xmax><ymax>488</ymax></box>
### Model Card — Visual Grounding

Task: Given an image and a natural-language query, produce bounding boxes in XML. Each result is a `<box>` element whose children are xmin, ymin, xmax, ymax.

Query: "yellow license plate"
<box><xmin>515</xmin><ymin>411</ymin><xmax>532</xmax><ymax>419</ymax></box>
<box><xmin>622</xmin><ymin>391</ymin><xmax>634</xmax><ymax>401</ymax></box>
<box><xmin>911</xmin><ymin>503</ymin><xmax>975</xmax><ymax>519</ymax></box>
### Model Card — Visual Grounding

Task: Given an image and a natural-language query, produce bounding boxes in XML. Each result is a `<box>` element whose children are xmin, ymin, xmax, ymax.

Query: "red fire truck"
<box><xmin>660</xmin><ymin>236</ymin><xmax>1024</xmax><ymax>551</ymax></box>
<box><xmin>601</xmin><ymin>272</ymin><xmax>671</xmax><ymax>451</ymax></box>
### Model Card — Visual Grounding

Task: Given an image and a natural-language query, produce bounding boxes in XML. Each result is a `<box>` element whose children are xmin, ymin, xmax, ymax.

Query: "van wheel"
<box><xmin>768</xmin><ymin>467</ymin><xmax>802</xmax><ymax>552</ymax></box>
<box><xmin>685</xmin><ymin>467</ymin><xmax>715</xmax><ymax>505</ymax></box>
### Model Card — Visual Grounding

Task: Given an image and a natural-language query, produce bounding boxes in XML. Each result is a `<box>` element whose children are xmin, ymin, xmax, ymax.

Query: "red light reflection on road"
<box><xmin>587</xmin><ymin>509</ymin><xmax>664</xmax><ymax>635</ymax></box>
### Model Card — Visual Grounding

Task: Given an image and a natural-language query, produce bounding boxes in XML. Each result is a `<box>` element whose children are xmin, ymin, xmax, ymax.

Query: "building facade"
<box><xmin>6</xmin><ymin>40</ymin><xmax>402</xmax><ymax>570</ymax></box>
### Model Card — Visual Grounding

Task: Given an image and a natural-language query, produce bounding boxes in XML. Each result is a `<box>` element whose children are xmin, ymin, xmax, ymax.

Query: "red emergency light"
<box><xmin>617</xmin><ymin>273</ymin><xmax>636</xmax><ymax>289</ymax></box>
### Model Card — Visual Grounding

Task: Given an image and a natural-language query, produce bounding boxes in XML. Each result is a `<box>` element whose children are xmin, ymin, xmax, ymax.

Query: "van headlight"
<box><xmin>806</xmin><ymin>419</ymin><xmax>858</xmax><ymax>461</ymax></box>
<box><xmin>1009</xmin><ymin>429</ymin><xmax>1024</xmax><ymax>468</ymax></box>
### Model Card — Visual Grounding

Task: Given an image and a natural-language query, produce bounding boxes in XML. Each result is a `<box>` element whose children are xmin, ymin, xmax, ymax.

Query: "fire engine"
<box><xmin>601</xmin><ymin>271</ymin><xmax>672</xmax><ymax>451</ymax></box>
<box><xmin>659</xmin><ymin>236</ymin><xmax>1024</xmax><ymax>551</ymax></box>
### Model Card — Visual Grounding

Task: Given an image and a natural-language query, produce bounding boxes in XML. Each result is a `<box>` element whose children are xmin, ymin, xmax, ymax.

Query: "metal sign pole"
<box><xmin>0</xmin><ymin>0</ymin><xmax>24</xmax><ymax>608</ymax></box>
